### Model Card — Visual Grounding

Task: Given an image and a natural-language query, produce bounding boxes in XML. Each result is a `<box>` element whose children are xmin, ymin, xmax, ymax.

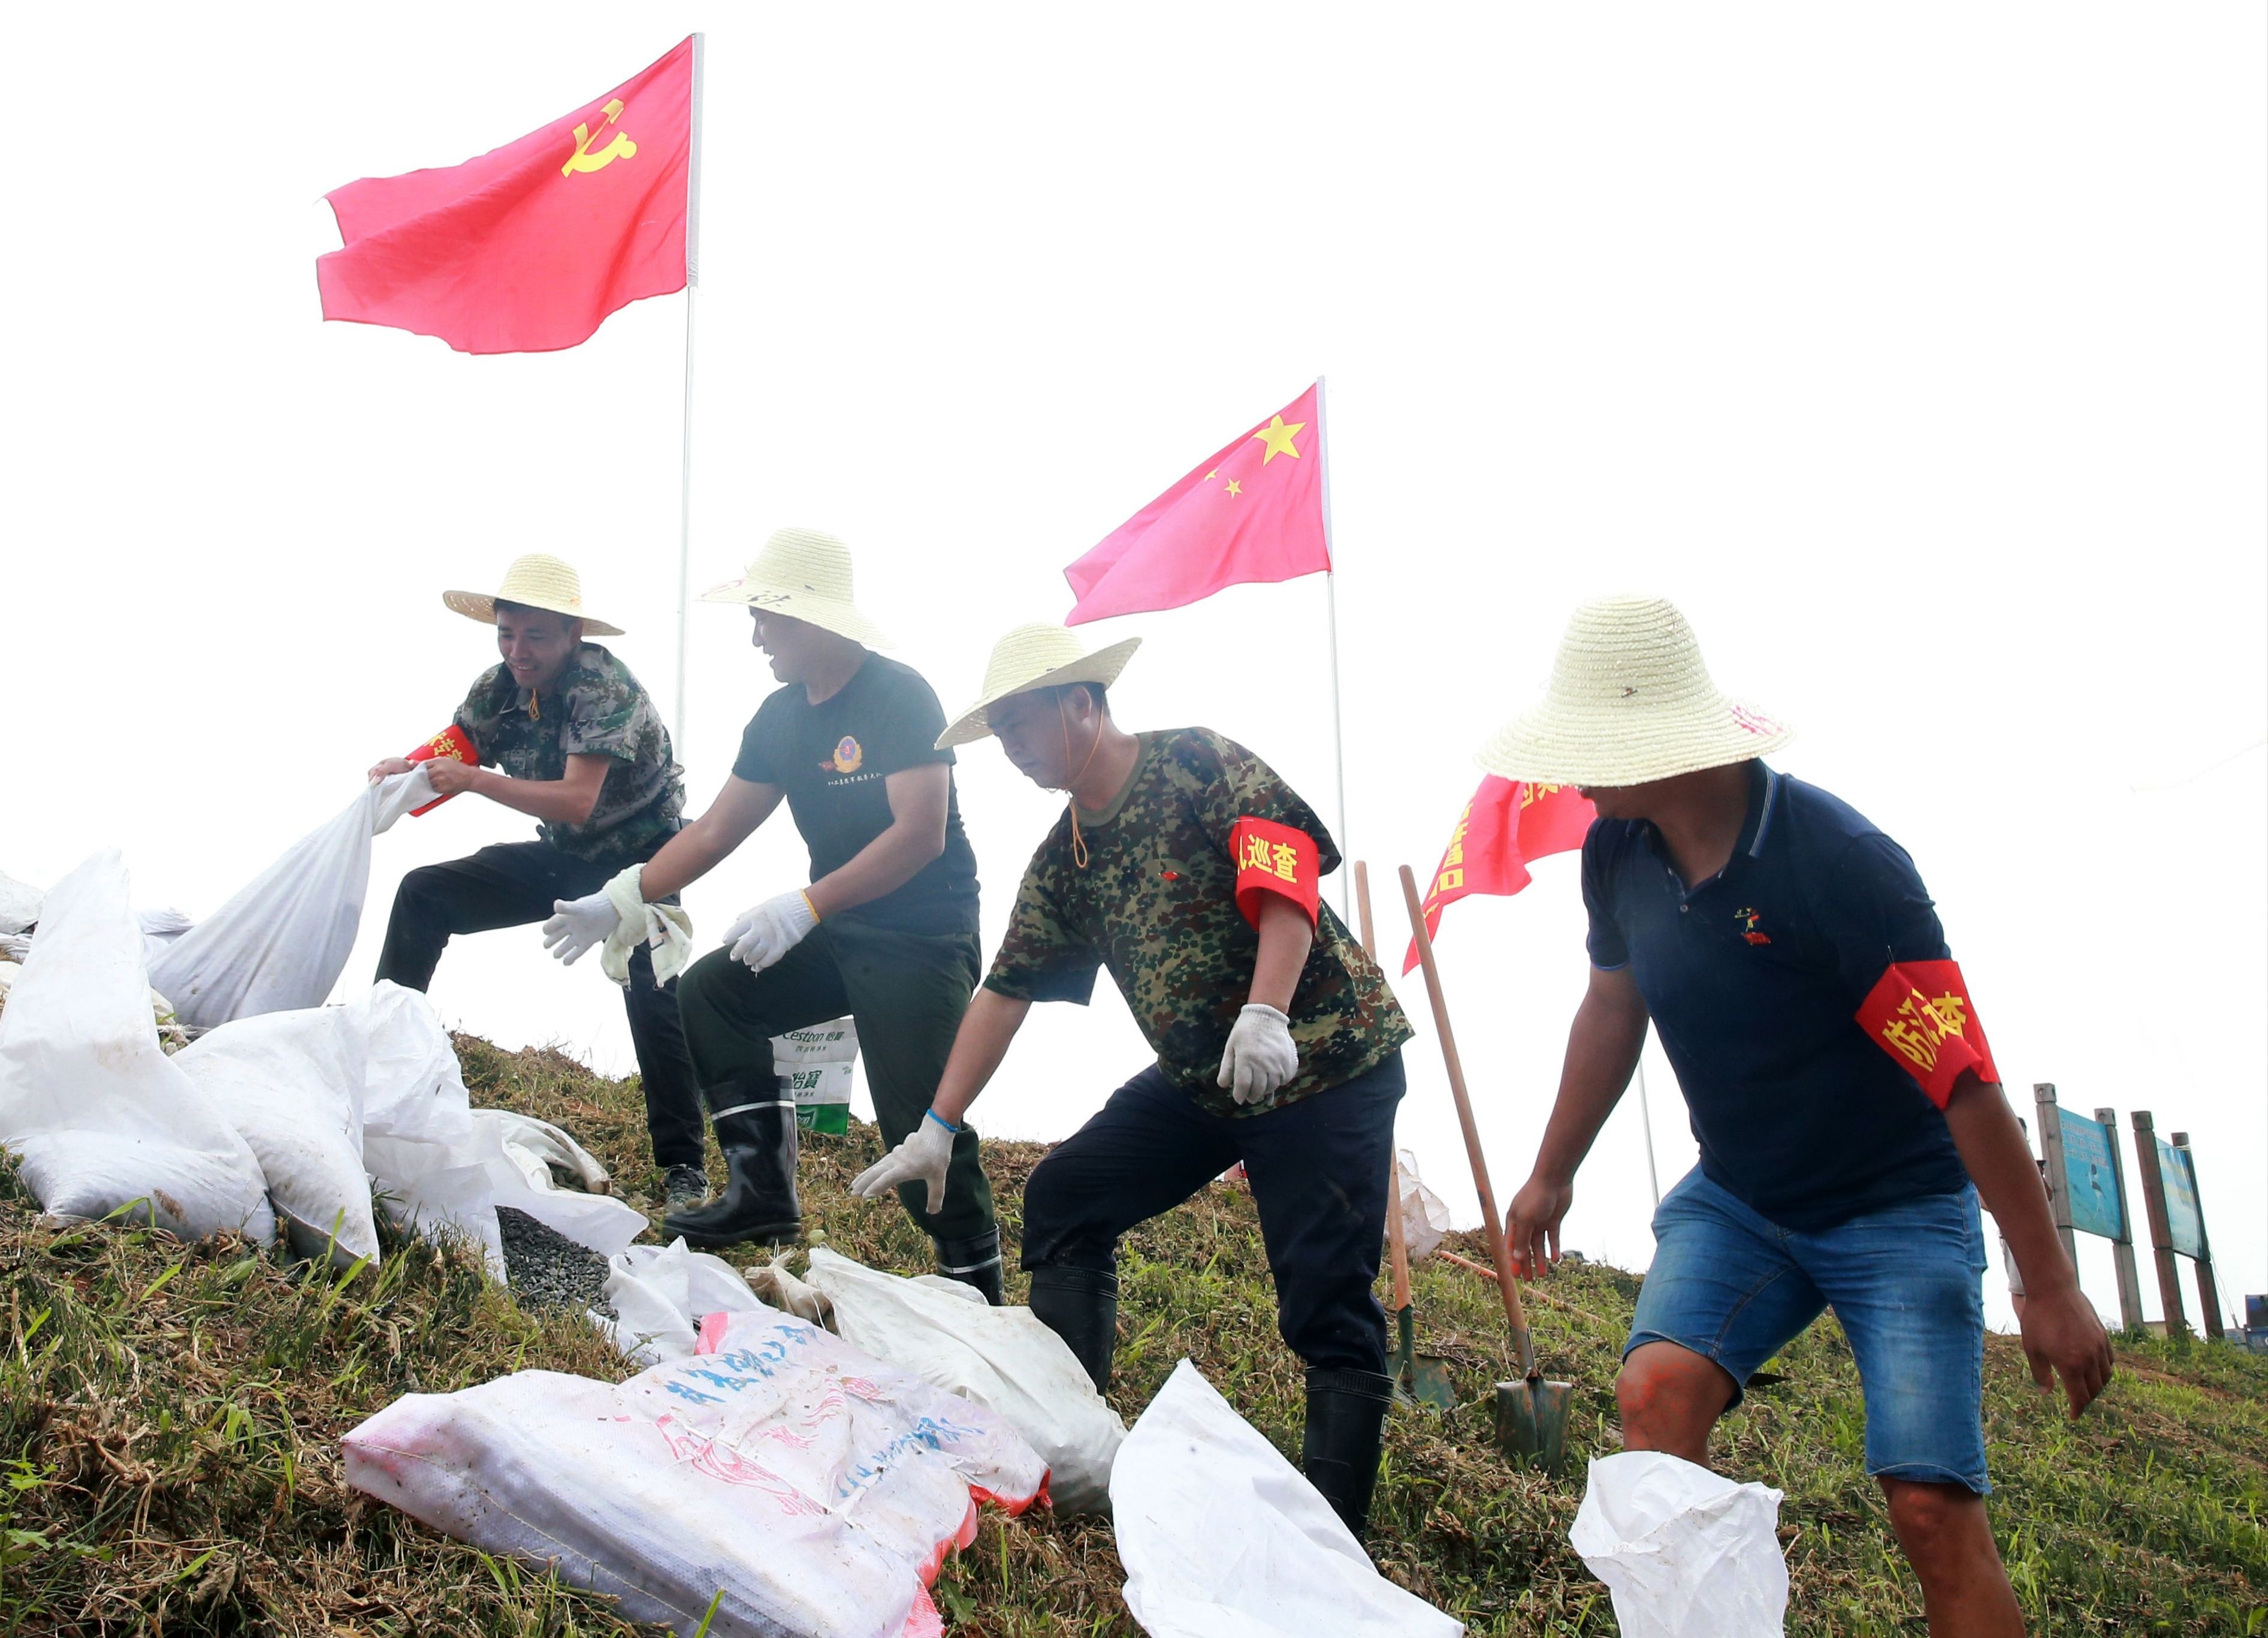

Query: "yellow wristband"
<box><xmin>799</xmin><ymin>889</ymin><xmax>822</xmax><ymax>925</ymax></box>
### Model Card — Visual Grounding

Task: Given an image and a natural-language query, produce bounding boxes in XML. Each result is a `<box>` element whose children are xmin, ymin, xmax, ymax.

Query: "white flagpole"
<box><xmin>1636</xmin><ymin>1043</ymin><xmax>1662</xmax><ymax>1208</ymax></box>
<box><xmin>1314</xmin><ymin>375</ymin><xmax>1351</xmax><ymax>920</ymax></box>
<box><xmin>673</xmin><ymin>32</ymin><xmax>705</xmax><ymax>747</ymax></box>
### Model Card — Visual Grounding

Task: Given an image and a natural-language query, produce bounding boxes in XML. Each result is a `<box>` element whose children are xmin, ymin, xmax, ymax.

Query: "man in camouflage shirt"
<box><xmin>366</xmin><ymin>554</ymin><xmax>703</xmax><ymax>1200</ymax></box>
<box><xmin>851</xmin><ymin>624</ymin><xmax>1413</xmax><ymax>1543</ymax></box>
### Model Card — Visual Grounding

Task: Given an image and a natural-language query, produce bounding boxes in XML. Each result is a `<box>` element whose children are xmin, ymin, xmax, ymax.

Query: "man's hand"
<box><xmin>2016</xmin><ymin>1281</ymin><xmax>2114</xmax><ymax>1418</ymax></box>
<box><xmin>1505</xmin><ymin>1172</ymin><xmax>1574</xmax><ymax>1278</ymax></box>
<box><xmin>850</xmin><ymin>1111</ymin><xmax>956</xmax><ymax>1215</ymax></box>
<box><xmin>368</xmin><ymin>756</ymin><xmax>415</xmax><ymax>785</ymax></box>
<box><xmin>421</xmin><ymin>758</ymin><xmax>482</xmax><ymax>798</ymax></box>
<box><xmin>724</xmin><ymin>891</ymin><xmax>819</xmax><ymax>972</ymax></box>
<box><xmin>542</xmin><ymin>891</ymin><xmax>621</xmax><ymax>966</ymax></box>
<box><xmin>1217</xmin><ymin>1003</ymin><xmax>1298</xmax><ymax>1104</ymax></box>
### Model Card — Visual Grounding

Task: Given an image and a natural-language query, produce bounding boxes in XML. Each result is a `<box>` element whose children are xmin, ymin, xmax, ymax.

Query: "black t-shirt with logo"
<box><xmin>731</xmin><ymin>655</ymin><xmax>979</xmax><ymax>936</ymax></box>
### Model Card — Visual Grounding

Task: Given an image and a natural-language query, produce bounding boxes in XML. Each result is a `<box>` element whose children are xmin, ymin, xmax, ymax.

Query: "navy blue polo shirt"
<box><xmin>1583</xmin><ymin>762</ymin><xmax>1969</xmax><ymax>1231</ymax></box>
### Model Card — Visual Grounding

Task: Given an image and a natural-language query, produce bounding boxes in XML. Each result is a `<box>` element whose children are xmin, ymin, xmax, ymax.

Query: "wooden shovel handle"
<box><xmin>1354</xmin><ymin>862</ymin><xmax>1414</xmax><ymax>1312</ymax></box>
<box><xmin>1399</xmin><ymin>865</ymin><xmax>1534</xmax><ymax>1364</ymax></box>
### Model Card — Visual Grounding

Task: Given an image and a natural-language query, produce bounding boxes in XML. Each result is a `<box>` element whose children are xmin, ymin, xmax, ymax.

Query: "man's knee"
<box><xmin>1882</xmin><ymin>1477</ymin><xmax>1989</xmax><ymax>1559</ymax></box>
<box><xmin>1615</xmin><ymin>1341</ymin><xmax>1735</xmax><ymax>1452</ymax></box>
<box><xmin>390</xmin><ymin>864</ymin><xmax>457</xmax><ymax>918</ymax></box>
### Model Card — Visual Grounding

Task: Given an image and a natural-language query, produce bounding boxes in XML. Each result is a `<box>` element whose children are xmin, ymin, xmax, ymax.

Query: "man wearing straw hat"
<box><xmin>539</xmin><ymin>528</ymin><xmax>1005</xmax><ymax>1298</ymax></box>
<box><xmin>850</xmin><ymin>623</ymin><xmax>1414</xmax><ymax>1541</ymax></box>
<box><xmin>1491</xmin><ymin>595</ymin><xmax>2112</xmax><ymax>1637</ymax></box>
<box><xmin>367</xmin><ymin>553</ymin><xmax>706</xmax><ymax>1207</ymax></box>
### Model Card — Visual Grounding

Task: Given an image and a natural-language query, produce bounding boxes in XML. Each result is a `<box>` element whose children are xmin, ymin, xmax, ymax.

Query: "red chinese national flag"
<box><xmin>1064</xmin><ymin>383</ymin><xmax>1331</xmax><ymax>624</ymax></box>
<box><xmin>1403</xmin><ymin>777</ymin><xmax>1595</xmax><ymax>974</ymax></box>
<box><xmin>318</xmin><ymin>38</ymin><xmax>694</xmax><ymax>355</ymax></box>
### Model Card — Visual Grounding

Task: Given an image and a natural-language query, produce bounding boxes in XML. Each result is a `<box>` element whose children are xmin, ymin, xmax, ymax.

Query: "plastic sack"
<box><xmin>175</xmin><ymin>1001</ymin><xmax>376</xmax><ymax>1266</ymax></box>
<box><xmin>1111</xmin><ymin>1359</ymin><xmax>1463</xmax><ymax>1638</ymax></box>
<box><xmin>343</xmin><ymin>1305</ymin><xmax>1047</xmax><ymax>1638</ymax></box>
<box><xmin>477</xmin><ymin>1108</ymin><xmax>612</xmax><ymax>1192</ymax></box>
<box><xmin>472</xmin><ymin>1107</ymin><xmax>647</xmax><ymax>1260</ymax></box>
<box><xmin>0</xmin><ymin>852</ymin><xmax>276</xmax><ymax>1244</ymax></box>
<box><xmin>0</xmin><ymin>870</ymin><xmax>40</xmax><ymax>936</ymax></box>
<box><xmin>1569</xmin><ymin>1452</ymin><xmax>1789</xmax><ymax>1638</ymax></box>
<box><xmin>147</xmin><ymin>768</ymin><xmax>434</xmax><ymax>1028</ymax></box>
<box><xmin>355</xmin><ymin>982</ymin><xmax>506</xmax><ymax>1278</ymax></box>
<box><xmin>1396</xmin><ymin>1147</ymin><xmax>1454</xmax><ymax>1262</ymax></box>
<box><xmin>774</xmin><ymin>1019</ymin><xmax>857</xmax><ymax>1135</ymax></box>
<box><xmin>602</xmin><ymin>1238</ymin><xmax>772</xmax><ymax>1363</ymax></box>
<box><xmin>805</xmin><ymin>1245</ymin><xmax>1127</xmax><ymax>1515</ymax></box>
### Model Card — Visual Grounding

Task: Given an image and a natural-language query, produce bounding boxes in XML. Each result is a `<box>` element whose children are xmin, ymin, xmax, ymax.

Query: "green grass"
<box><xmin>1</xmin><ymin>1034</ymin><xmax>2261</xmax><ymax>1634</ymax></box>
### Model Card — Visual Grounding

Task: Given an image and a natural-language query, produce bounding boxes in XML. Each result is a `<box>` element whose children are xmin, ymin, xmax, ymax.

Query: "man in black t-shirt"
<box><xmin>541</xmin><ymin>529</ymin><xmax>1002</xmax><ymax>1299</ymax></box>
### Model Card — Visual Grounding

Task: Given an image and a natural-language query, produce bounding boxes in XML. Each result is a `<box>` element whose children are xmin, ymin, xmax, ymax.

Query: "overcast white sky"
<box><xmin>5</xmin><ymin>5</ymin><xmax>2261</xmax><ymax>1336</ymax></box>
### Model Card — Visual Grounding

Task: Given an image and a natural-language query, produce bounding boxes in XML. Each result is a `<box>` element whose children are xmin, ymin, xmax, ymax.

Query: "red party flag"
<box><xmin>1403</xmin><ymin>777</ymin><xmax>1595</xmax><ymax>974</ymax></box>
<box><xmin>318</xmin><ymin>38</ymin><xmax>694</xmax><ymax>355</ymax></box>
<box><xmin>1064</xmin><ymin>383</ymin><xmax>1331</xmax><ymax>624</ymax></box>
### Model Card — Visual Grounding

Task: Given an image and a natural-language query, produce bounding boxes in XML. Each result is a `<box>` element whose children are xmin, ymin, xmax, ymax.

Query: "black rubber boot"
<box><xmin>662</xmin><ymin>1077</ymin><xmax>801</xmax><ymax>1248</ymax></box>
<box><xmin>934</xmin><ymin>1228</ymin><xmax>1006</xmax><ymax>1307</ymax></box>
<box><xmin>1302</xmin><ymin>1367</ymin><xmax>1394</xmax><ymax>1544</ymax></box>
<box><xmin>1026</xmin><ymin>1265</ymin><xmax>1119</xmax><ymax>1393</ymax></box>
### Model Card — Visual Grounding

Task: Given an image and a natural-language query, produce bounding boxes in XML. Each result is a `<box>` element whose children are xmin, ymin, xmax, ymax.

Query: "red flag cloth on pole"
<box><xmin>318</xmin><ymin>38</ymin><xmax>693</xmax><ymax>355</ymax></box>
<box><xmin>1403</xmin><ymin>777</ymin><xmax>1595</xmax><ymax>974</ymax></box>
<box><xmin>1064</xmin><ymin>383</ymin><xmax>1330</xmax><ymax>625</ymax></box>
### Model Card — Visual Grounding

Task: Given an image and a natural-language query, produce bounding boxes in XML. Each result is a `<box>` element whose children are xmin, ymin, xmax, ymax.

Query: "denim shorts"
<box><xmin>1628</xmin><ymin>1167</ymin><xmax>1990</xmax><ymax>1492</ymax></box>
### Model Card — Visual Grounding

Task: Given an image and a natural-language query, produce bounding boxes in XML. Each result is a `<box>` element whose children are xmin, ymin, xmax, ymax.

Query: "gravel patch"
<box><xmin>497</xmin><ymin>1206</ymin><xmax>611</xmax><ymax>1312</ymax></box>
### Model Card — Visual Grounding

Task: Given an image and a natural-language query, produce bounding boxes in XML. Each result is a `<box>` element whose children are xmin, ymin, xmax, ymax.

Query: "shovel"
<box><xmin>1398</xmin><ymin>864</ymin><xmax>1575</xmax><ymax>1474</ymax></box>
<box><xmin>1354</xmin><ymin>862</ymin><xmax>1457</xmax><ymax>1411</ymax></box>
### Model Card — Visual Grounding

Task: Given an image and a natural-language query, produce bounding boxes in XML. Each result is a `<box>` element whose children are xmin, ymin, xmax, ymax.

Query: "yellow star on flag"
<box><xmin>1202</xmin><ymin>470</ymin><xmax>1218</xmax><ymax>482</ymax></box>
<box><xmin>1251</xmin><ymin>415</ymin><xmax>1305</xmax><ymax>464</ymax></box>
<box><xmin>1225</xmin><ymin>479</ymin><xmax>1243</xmax><ymax>496</ymax></box>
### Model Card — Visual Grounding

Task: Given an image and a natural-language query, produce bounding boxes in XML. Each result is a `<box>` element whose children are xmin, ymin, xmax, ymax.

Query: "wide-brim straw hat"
<box><xmin>697</xmin><ymin>526</ymin><xmax>892</xmax><ymax>649</ymax></box>
<box><xmin>1477</xmin><ymin>595</ymin><xmax>1794</xmax><ymax>786</ymax></box>
<box><xmin>937</xmin><ymin>623</ymin><xmax>1143</xmax><ymax>749</ymax></box>
<box><xmin>442</xmin><ymin>553</ymin><xmax>622</xmax><ymax>637</ymax></box>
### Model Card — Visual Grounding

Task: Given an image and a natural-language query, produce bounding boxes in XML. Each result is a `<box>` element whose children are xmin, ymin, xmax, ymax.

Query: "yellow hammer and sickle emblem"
<box><xmin>563</xmin><ymin>99</ymin><xmax>637</xmax><ymax>177</ymax></box>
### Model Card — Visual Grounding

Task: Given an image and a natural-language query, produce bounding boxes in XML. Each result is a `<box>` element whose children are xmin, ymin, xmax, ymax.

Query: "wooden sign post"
<box><xmin>2094</xmin><ymin>1105</ymin><xmax>2148</xmax><ymax>1334</ymax></box>
<box><xmin>2032</xmin><ymin>1085</ymin><xmax>2079</xmax><ymax>1269</ymax></box>
<box><xmin>2170</xmin><ymin>1133</ymin><xmax>2226</xmax><ymax>1341</ymax></box>
<box><xmin>2129</xmin><ymin>1109</ymin><xmax>2188</xmax><ymax>1339</ymax></box>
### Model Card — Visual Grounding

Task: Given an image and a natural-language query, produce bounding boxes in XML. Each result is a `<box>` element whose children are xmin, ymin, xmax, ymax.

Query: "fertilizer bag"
<box><xmin>805</xmin><ymin>1245</ymin><xmax>1126</xmax><ymax>1515</ymax></box>
<box><xmin>354</xmin><ymin>982</ymin><xmax>505</xmax><ymax>1276</ymax></box>
<box><xmin>344</xmin><ymin>1305</ymin><xmax>1047</xmax><ymax>1638</ymax></box>
<box><xmin>1569</xmin><ymin>1451</ymin><xmax>1789</xmax><ymax>1638</ymax></box>
<box><xmin>1111</xmin><ymin>1359</ymin><xmax>1463</xmax><ymax>1637</ymax></box>
<box><xmin>0</xmin><ymin>852</ymin><xmax>276</xmax><ymax>1243</ymax></box>
<box><xmin>599</xmin><ymin>1238</ymin><xmax>772</xmax><ymax>1363</ymax></box>
<box><xmin>148</xmin><ymin>768</ymin><xmax>434</xmax><ymax>1028</ymax></box>
<box><xmin>175</xmin><ymin>1003</ymin><xmax>377</xmax><ymax>1266</ymax></box>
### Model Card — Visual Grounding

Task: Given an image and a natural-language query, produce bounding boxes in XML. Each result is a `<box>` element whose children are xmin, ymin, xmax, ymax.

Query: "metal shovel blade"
<box><xmin>1388</xmin><ymin>1305</ymin><xmax>1458</xmax><ymax>1411</ymax></box>
<box><xmin>1409</xmin><ymin>1353</ymin><xmax>1458</xmax><ymax>1411</ymax></box>
<box><xmin>1494</xmin><ymin>1376</ymin><xmax>1575</xmax><ymax>1474</ymax></box>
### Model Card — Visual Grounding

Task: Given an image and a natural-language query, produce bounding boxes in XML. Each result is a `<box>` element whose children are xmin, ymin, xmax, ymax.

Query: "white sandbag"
<box><xmin>1112</xmin><ymin>1359</ymin><xmax>1462</xmax><ymax>1638</ymax></box>
<box><xmin>0</xmin><ymin>870</ymin><xmax>40</xmax><ymax>936</ymax></box>
<box><xmin>1397</xmin><ymin>1147</ymin><xmax>1455</xmax><ymax>1262</ymax></box>
<box><xmin>476</xmin><ymin>1108</ymin><xmax>612</xmax><ymax>1193</ymax></box>
<box><xmin>354</xmin><ymin>982</ymin><xmax>505</xmax><ymax>1278</ymax></box>
<box><xmin>147</xmin><ymin>768</ymin><xmax>434</xmax><ymax>1028</ymax></box>
<box><xmin>805</xmin><ymin>1245</ymin><xmax>1126</xmax><ymax>1515</ymax></box>
<box><xmin>1569</xmin><ymin>1452</ymin><xmax>1788</xmax><ymax>1638</ymax></box>
<box><xmin>0</xmin><ymin>852</ymin><xmax>276</xmax><ymax>1244</ymax></box>
<box><xmin>175</xmin><ymin>1003</ymin><xmax>377</xmax><ymax>1266</ymax></box>
<box><xmin>600</xmin><ymin>1238</ymin><xmax>771</xmax><ymax>1363</ymax></box>
<box><xmin>344</xmin><ymin>1305</ymin><xmax>1048</xmax><ymax>1638</ymax></box>
<box><xmin>472</xmin><ymin>1108</ymin><xmax>646</xmax><ymax>1260</ymax></box>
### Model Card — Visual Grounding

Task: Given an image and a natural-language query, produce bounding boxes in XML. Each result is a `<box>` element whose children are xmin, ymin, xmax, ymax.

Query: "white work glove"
<box><xmin>1218</xmin><ymin>1003</ymin><xmax>1298</xmax><ymax>1105</ymax></box>
<box><xmin>724</xmin><ymin>889</ymin><xmax>820</xmax><ymax>973</ymax></box>
<box><xmin>541</xmin><ymin>889</ymin><xmax>621</xmax><ymax>966</ymax></box>
<box><xmin>850</xmin><ymin>1109</ymin><xmax>958</xmax><ymax>1215</ymax></box>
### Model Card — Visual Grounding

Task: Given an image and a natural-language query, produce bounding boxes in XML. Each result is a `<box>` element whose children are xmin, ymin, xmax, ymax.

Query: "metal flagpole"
<box><xmin>1635</xmin><ymin>1034</ymin><xmax>1662</xmax><ymax>1208</ymax></box>
<box><xmin>1314</xmin><ymin>375</ymin><xmax>1350</xmax><ymax>919</ymax></box>
<box><xmin>673</xmin><ymin>32</ymin><xmax>705</xmax><ymax>746</ymax></box>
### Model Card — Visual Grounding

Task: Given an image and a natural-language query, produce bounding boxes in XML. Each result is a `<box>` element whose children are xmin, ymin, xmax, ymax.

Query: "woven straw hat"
<box><xmin>937</xmin><ymin>623</ymin><xmax>1143</xmax><ymax>749</ymax></box>
<box><xmin>1477</xmin><ymin>595</ymin><xmax>1793</xmax><ymax>786</ymax></box>
<box><xmin>443</xmin><ymin>553</ymin><xmax>622</xmax><ymax>636</ymax></box>
<box><xmin>697</xmin><ymin>527</ymin><xmax>892</xmax><ymax>649</ymax></box>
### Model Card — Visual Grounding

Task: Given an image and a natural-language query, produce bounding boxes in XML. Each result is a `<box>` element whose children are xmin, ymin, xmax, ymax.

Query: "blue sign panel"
<box><xmin>2157</xmin><ymin>1141</ymin><xmax>2206</xmax><ymax>1260</ymax></box>
<box><xmin>2058</xmin><ymin>1113</ymin><xmax>2125</xmax><ymax>1242</ymax></box>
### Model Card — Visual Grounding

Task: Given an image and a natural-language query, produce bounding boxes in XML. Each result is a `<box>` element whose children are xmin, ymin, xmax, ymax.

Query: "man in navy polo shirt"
<box><xmin>1494</xmin><ymin>597</ymin><xmax>2111</xmax><ymax>1638</ymax></box>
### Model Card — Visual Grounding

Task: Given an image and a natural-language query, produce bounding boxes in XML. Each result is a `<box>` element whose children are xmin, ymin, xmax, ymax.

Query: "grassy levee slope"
<box><xmin>0</xmin><ymin>1037</ymin><xmax>2260</xmax><ymax>1635</ymax></box>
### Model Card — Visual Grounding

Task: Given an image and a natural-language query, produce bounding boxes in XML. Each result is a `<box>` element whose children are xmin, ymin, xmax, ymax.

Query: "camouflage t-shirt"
<box><xmin>451</xmin><ymin>642</ymin><xmax>685</xmax><ymax>864</ymax></box>
<box><xmin>983</xmin><ymin>727</ymin><xmax>1412</xmax><ymax>1116</ymax></box>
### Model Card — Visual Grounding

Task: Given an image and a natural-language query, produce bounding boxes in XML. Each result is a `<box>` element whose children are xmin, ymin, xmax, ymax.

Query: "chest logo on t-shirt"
<box><xmin>1735</xmin><ymin>906</ymin><xmax>1772</xmax><ymax>945</ymax></box>
<box><xmin>819</xmin><ymin>735</ymin><xmax>864</xmax><ymax>774</ymax></box>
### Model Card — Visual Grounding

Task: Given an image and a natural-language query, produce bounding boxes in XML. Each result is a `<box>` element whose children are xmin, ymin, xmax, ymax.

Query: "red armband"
<box><xmin>403</xmin><ymin>725</ymin><xmax>478</xmax><ymax>817</ymax></box>
<box><xmin>1855</xmin><ymin>959</ymin><xmax>1999</xmax><ymax>1110</ymax></box>
<box><xmin>1227</xmin><ymin>816</ymin><xmax>1322</xmax><ymax>929</ymax></box>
